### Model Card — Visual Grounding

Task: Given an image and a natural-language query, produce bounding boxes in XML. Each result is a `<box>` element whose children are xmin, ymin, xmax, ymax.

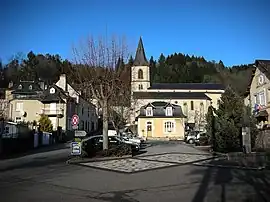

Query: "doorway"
<box><xmin>146</xmin><ymin>121</ymin><xmax>152</xmax><ymax>137</ymax></box>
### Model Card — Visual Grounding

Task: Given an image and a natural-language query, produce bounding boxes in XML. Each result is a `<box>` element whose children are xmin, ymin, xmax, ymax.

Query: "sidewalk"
<box><xmin>0</xmin><ymin>142</ymin><xmax>71</xmax><ymax>172</ymax></box>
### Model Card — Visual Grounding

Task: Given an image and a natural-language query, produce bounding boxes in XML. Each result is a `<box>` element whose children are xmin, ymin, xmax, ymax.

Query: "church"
<box><xmin>130</xmin><ymin>38</ymin><xmax>225</xmax><ymax>140</ymax></box>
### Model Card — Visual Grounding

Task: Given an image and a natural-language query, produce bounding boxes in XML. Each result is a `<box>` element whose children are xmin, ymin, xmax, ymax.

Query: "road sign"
<box><xmin>71</xmin><ymin>142</ymin><xmax>81</xmax><ymax>155</ymax></box>
<box><xmin>71</xmin><ymin>114</ymin><xmax>79</xmax><ymax>126</ymax></box>
<box><xmin>75</xmin><ymin>130</ymin><xmax>87</xmax><ymax>137</ymax></box>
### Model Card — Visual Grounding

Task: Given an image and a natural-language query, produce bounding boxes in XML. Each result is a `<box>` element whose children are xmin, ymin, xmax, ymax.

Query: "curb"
<box><xmin>66</xmin><ymin>155</ymin><xmax>132</xmax><ymax>164</ymax></box>
<box><xmin>193</xmin><ymin>162</ymin><xmax>265</xmax><ymax>170</ymax></box>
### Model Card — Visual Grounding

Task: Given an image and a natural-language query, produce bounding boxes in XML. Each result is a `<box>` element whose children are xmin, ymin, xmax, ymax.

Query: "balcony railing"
<box><xmin>41</xmin><ymin>109</ymin><xmax>64</xmax><ymax>117</ymax></box>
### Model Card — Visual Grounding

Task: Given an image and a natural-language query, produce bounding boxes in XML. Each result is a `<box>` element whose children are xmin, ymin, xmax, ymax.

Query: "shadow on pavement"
<box><xmin>190</xmin><ymin>159</ymin><xmax>270</xmax><ymax>202</ymax></box>
<box><xmin>0</xmin><ymin>143</ymin><xmax>70</xmax><ymax>160</ymax></box>
<box><xmin>0</xmin><ymin>154</ymin><xmax>69</xmax><ymax>172</ymax></box>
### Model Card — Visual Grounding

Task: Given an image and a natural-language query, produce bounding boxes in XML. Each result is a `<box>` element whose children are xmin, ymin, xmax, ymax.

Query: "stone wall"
<box><xmin>255</xmin><ymin>129</ymin><xmax>270</xmax><ymax>149</ymax></box>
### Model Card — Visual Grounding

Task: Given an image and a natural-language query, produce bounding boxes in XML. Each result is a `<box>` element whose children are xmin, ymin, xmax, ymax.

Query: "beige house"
<box><xmin>130</xmin><ymin>38</ymin><xmax>225</xmax><ymax>131</ymax></box>
<box><xmin>244</xmin><ymin>60</ymin><xmax>270</xmax><ymax>127</ymax></box>
<box><xmin>6</xmin><ymin>75</ymin><xmax>98</xmax><ymax>133</ymax></box>
<box><xmin>137</xmin><ymin>102</ymin><xmax>186</xmax><ymax>140</ymax></box>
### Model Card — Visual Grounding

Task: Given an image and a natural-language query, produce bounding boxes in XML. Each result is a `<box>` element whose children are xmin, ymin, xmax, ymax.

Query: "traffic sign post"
<box><xmin>71</xmin><ymin>114</ymin><xmax>83</xmax><ymax>156</ymax></box>
<box><xmin>71</xmin><ymin>142</ymin><xmax>81</xmax><ymax>156</ymax></box>
<box><xmin>71</xmin><ymin>114</ymin><xmax>79</xmax><ymax>127</ymax></box>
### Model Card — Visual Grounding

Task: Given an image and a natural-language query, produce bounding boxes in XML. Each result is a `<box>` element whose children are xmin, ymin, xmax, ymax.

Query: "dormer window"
<box><xmin>18</xmin><ymin>84</ymin><xmax>22</xmax><ymax>90</ymax></box>
<box><xmin>166</xmin><ymin>107</ymin><xmax>173</xmax><ymax>116</ymax></box>
<box><xmin>50</xmin><ymin>87</ymin><xmax>55</xmax><ymax>94</ymax></box>
<box><xmin>258</xmin><ymin>74</ymin><xmax>264</xmax><ymax>85</ymax></box>
<box><xmin>29</xmin><ymin>85</ymin><xmax>32</xmax><ymax>90</ymax></box>
<box><xmin>146</xmin><ymin>107</ymin><xmax>153</xmax><ymax>116</ymax></box>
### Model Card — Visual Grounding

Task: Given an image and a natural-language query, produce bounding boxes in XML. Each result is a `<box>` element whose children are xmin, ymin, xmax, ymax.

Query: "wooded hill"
<box><xmin>0</xmin><ymin>51</ymin><xmax>254</xmax><ymax>97</ymax></box>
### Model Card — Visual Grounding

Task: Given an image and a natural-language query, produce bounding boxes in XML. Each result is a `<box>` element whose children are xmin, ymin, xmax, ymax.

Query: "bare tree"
<box><xmin>71</xmin><ymin>35</ymin><xmax>129</xmax><ymax>150</ymax></box>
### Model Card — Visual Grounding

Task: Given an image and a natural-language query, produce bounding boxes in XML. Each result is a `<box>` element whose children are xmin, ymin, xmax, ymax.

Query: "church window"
<box><xmin>191</xmin><ymin>101</ymin><xmax>194</xmax><ymax>110</ymax></box>
<box><xmin>138</xmin><ymin>69</ymin><xmax>143</xmax><ymax>79</ymax></box>
<box><xmin>138</xmin><ymin>84</ymin><xmax>143</xmax><ymax>90</ymax></box>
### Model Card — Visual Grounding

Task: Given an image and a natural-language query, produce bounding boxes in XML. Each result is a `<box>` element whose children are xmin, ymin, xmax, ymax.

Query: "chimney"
<box><xmin>8</xmin><ymin>81</ymin><xmax>13</xmax><ymax>89</ymax></box>
<box><xmin>38</xmin><ymin>81</ymin><xmax>45</xmax><ymax>90</ymax></box>
<box><xmin>57</xmin><ymin>74</ymin><xmax>67</xmax><ymax>91</ymax></box>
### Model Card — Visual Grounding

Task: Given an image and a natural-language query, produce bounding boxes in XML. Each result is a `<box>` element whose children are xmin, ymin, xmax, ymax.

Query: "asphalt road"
<box><xmin>0</xmin><ymin>142</ymin><xmax>269</xmax><ymax>202</ymax></box>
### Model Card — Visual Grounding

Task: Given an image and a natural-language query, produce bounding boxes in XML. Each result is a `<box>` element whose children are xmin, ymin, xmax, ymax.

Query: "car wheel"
<box><xmin>188</xmin><ymin>139</ymin><xmax>195</xmax><ymax>144</ymax></box>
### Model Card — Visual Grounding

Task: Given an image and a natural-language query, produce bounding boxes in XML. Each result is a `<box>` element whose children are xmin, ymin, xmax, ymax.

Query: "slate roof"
<box><xmin>133</xmin><ymin>92</ymin><xmax>211</xmax><ymax>100</ymax></box>
<box><xmin>138</xmin><ymin>102</ymin><xmax>186</xmax><ymax>118</ymax></box>
<box><xmin>148</xmin><ymin>83</ymin><xmax>225</xmax><ymax>90</ymax></box>
<box><xmin>41</xmin><ymin>84</ymin><xmax>68</xmax><ymax>103</ymax></box>
<box><xmin>133</xmin><ymin>37</ymin><xmax>148</xmax><ymax>66</ymax></box>
<box><xmin>11</xmin><ymin>81</ymin><xmax>43</xmax><ymax>95</ymax></box>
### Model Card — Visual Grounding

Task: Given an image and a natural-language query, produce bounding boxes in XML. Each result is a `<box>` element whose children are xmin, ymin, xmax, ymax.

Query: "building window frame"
<box><xmin>190</xmin><ymin>101</ymin><xmax>194</xmax><ymax>110</ymax></box>
<box><xmin>138</xmin><ymin>69</ymin><xmax>144</xmax><ymax>79</ymax></box>
<box><xmin>164</xmin><ymin>121</ymin><xmax>175</xmax><ymax>133</ymax></box>
<box><xmin>146</xmin><ymin>107</ymin><xmax>153</xmax><ymax>116</ymax></box>
<box><xmin>165</xmin><ymin>107</ymin><xmax>173</xmax><ymax>116</ymax></box>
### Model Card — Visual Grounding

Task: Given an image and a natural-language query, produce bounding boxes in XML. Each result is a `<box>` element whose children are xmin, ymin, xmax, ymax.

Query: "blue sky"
<box><xmin>0</xmin><ymin>0</ymin><xmax>270</xmax><ymax>66</ymax></box>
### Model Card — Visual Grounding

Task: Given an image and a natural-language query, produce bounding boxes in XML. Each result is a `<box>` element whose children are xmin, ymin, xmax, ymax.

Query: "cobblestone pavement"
<box><xmin>78</xmin><ymin>153</ymin><xmax>214</xmax><ymax>173</ymax></box>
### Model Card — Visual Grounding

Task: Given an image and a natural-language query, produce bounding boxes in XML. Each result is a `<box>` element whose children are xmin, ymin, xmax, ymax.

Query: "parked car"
<box><xmin>81</xmin><ymin>135</ymin><xmax>140</xmax><ymax>157</ymax></box>
<box><xmin>118</xmin><ymin>127</ymin><xmax>145</xmax><ymax>144</ymax></box>
<box><xmin>195</xmin><ymin>132</ymin><xmax>209</xmax><ymax>146</ymax></box>
<box><xmin>185</xmin><ymin>130</ymin><xmax>201</xmax><ymax>144</ymax></box>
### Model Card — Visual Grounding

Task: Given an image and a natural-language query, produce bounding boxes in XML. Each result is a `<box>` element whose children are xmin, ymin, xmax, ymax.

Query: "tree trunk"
<box><xmin>102</xmin><ymin>100</ymin><xmax>109</xmax><ymax>150</ymax></box>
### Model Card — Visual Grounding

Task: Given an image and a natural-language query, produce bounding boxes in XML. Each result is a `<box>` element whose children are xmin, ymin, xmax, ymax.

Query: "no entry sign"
<box><xmin>71</xmin><ymin>114</ymin><xmax>79</xmax><ymax>126</ymax></box>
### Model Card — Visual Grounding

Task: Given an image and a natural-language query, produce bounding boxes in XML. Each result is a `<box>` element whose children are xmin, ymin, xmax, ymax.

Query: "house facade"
<box><xmin>5</xmin><ymin>74</ymin><xmax>98</xmax><ymax>133</ymax></box>
<box><xmin>244</xmin><ymin>60</ymin><xmax>270</xmax><ymax>127</ymax></box>
<box><xmin>137</xmin><ymin>102</ymin><xmax>186</xmax><ymax>140</ymax></box>
<box><xmin>130</xmin><ymin>38</ymin><xmax>225</xmax><ymax>131</ymax></box>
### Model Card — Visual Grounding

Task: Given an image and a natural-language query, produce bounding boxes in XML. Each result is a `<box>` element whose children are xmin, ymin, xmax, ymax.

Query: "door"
<box><xmin>146</xmin><ymin>121</ymin><xmax>152</xmax><ymax>137</ymax></box>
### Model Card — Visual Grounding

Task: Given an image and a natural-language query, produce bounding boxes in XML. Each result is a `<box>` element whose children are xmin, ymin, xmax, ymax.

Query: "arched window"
<box><xmin>138</xmin><ymin>69</ymin><xmax>143</xmax><ymax>79</ymax></box>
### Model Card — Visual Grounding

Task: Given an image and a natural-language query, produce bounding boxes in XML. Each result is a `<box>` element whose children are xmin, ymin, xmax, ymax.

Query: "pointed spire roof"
<box><xmin>134</xmin><ymin>37</ymin><xmax>148</xmax><ymax>66</ymax></box>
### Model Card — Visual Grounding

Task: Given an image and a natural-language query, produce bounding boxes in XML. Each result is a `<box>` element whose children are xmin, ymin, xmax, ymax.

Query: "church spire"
<box><xmin>134</xmin><ymin>37</ymin><xmax>148</xmax><ymax>66</ymax></box>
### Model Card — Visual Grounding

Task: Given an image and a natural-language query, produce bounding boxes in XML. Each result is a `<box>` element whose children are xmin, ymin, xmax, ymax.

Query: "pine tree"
<box><xmin>214</xmin><ymin>88</ymin><xmax>243</xmax><ymax>152</ymax></box>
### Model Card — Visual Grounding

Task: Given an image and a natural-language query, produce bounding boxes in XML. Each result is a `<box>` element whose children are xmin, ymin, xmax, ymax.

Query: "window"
<box><xmin>138</xmin><ymin>69</ymin><xmax>143</xmax><ymax>79</ymax></box>
<box><xmin>255</xmin><ymin>91</ymin><xmax>266</xmax><ymax>106</ymax></box>
<box><xmin>85</xmin><ymin>121</ymin><xmax>87</xmax><ymax>131</ymax></box>
<box><xmin>29</xmin><ymin>85</ymin><xmax>32</xmax><ymax>90</ymax></box>
<box><xmin>146</xmin><ymin>107</ymin><xmax>153</xmax><ymax>116</ymax></box>
<box><xmin>164</xmin><ymin>121</ymin><xmax>175</xmax><ymax>133</ymax></box>
<box><xmin>88</xmin><ymin>107</ymin><xmax>90</xmax><ymax>117</ymax></box>
<box><xmin>190</xmin><ymin>101</ymin><xmax>194</xmax><ymax>110</ymax></box>
<box><xmin>258</xmin><ymin>75</ymin><xmax>265</xmax><ymax>85</ymax></box>
<box><xmin>15</xmin><ymin>117</ymin><xmax>21</xmax><ymax>122</ymax></box>
<box><xmin>50</xmin><ymin>87</ymin><xmax>55</xmax><ymax>94</ymax></box>
<box><xmin>165</xmin><ymin>107</ymin><xmax>173</xmax><ymax>116</ymax></box>
<box><xmin>5</xmin><ymin>127</ymin><xmax>9</xmax><ymax>134</ymax></box>
<box><xmin>16</xmin><ymin>102</ymin><xmax>23</xmax><ymax>111</ymax></box>
<box><xmin>18</xmin><ymin>84</ymin><xmax>22</xmax><ymax>90</ymax></box>
<box><xmin>82</xmin><ymin>107</ymin><xmax>84</xmax><ymax>115</ymax></box>
<box><xmin>138</xmin><ymin>84</ymin><xmax>143</xmax><ymax>90</ymax></box>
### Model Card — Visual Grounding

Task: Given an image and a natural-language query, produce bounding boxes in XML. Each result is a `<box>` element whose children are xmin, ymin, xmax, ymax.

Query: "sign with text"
<box><xmin>74</xmin><ymin>130</ymin><xmax>87</xmax><ymax>137</ymax></box>
<box><xmin>71</xmin><ymin>142</ymin><xmax>81</xmax><ymax>155</ymax></box>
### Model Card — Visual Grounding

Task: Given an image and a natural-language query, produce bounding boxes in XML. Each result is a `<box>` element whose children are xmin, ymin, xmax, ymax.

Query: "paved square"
<box><xmin>137</xmin><ymin>153</ymin><xmax>212</xmax><ymax>164</ymax></box>
<box><xmin>80</xmin><ymin>158</ymin><xmax>177</xmax><ymax>173</ymax></box>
